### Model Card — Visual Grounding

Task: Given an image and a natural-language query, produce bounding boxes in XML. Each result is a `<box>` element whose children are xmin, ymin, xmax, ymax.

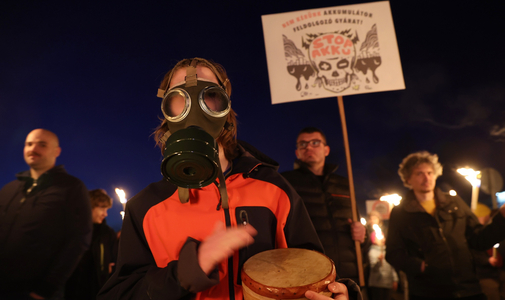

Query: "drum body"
<box><xmin>241</xmin><ymin>248</ymin><xmax>336</xmax><ymax>300</ymax></box>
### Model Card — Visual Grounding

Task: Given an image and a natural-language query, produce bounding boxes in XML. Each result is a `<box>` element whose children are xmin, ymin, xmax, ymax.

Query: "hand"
<box><xmin>378</xmin><ymin>253</ymin><xmax>384</xmax><ymax>261</ymax></box>
<box><xmin>489</xmin><ymin>256</ymin><xmax>499</xmax><ymax>267</ymax></box>
<box><xmin>348</xmin><ymin>219</ymin><xmax>366</xmax><ymax>244</ymax></box>
<box><xmin>392</xmin><ymin>281</ymin><xmax>398</xmax><ymax>291</ymax></box>
<box><xmin>420</xmin><ymin>261</ymin><xmax>426</xmax><ymax>273</ymax></box>
<box><xmin>29</xmin><ymin>292</ymin><xmax>45</xmax><ymax>299</ymax></box>
<box><xmin>109</xmin><ymin>262</ymin><xmax>115</xmax><ymax>274</ymax></box>
<box><xmin>198</xmin><ymin>221</ymin><xmax>257</xmax><ymax>274</ymax></box>
<box><xmin>305</xmin><ymin>282</ymin><xmax>349</xmax><ymax>300</ymax></box>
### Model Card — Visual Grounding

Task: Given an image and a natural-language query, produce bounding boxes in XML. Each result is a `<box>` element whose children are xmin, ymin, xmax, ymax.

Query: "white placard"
<box><xmin>262</xmin><ymin>1</ymin><xmax>405</xmax><ymax>104</ymax></box>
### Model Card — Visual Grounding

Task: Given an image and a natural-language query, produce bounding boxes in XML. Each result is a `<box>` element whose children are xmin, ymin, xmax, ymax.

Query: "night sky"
<box><xmin>2</xmin><ymin>0</ymin><xmax>505</xmax><ymax>232</ymax></box>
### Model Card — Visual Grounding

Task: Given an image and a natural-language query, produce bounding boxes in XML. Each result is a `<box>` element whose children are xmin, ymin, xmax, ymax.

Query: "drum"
<box><xmin>241</xmin><ymin>248</ymin><xmax>336</xmax><ymax>300</ymax></box>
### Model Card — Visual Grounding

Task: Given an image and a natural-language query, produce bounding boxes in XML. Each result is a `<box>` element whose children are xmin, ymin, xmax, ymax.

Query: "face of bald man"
<box><xmin>24</xmin><ymin>129</ymin><xmax>61</xmax><ymax>173</ymax></box>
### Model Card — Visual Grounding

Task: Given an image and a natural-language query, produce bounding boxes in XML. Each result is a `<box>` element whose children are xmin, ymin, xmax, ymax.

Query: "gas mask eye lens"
<box><xmin>200</xmin><ymin>86</ymin><xmax>230</xmax><ymax>117</ymax></box>
<box><xmin>161</xmin><ymin>88</ymin><xmax>191</xmax><ymax>122</ymax></box>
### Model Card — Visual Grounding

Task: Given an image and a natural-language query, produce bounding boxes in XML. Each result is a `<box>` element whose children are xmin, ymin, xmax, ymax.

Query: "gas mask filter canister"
<box><xmin>160</xmin><ymin>126</ymin><xmax>219</xmax><ymax>189</ymax></box>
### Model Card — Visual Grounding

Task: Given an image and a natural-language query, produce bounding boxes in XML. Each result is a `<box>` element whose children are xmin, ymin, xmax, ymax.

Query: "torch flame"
<box><xmin>115</xmin><ymin>188</ymin><xmax>127</xmax><ymax>204</ymax></box>
<box><xmin>380</xmin><ymin>194</ymin><xmax>402</xmax><ymax>206</ymax></box>
<box><xmin>457</xmin><ymin>167</ymin><xmax>481</xmax><ymax>187</ymax></box>
<box><xmin>373</xmin><ymin>224</ymin><xmax>384</xmax><ymax>240</ymax></box>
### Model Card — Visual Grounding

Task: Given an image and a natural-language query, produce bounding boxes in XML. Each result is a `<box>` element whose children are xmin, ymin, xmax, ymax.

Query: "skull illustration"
<box><xmin>309</xmin><ymin>33</ymin><xmax>356</xmax><ymax>93</ymax></box>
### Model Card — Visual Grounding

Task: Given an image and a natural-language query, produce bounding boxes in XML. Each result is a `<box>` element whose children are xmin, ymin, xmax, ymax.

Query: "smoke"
<box><xmin>490</xmin><ymin>124</ymin><xmax>505</xmax><ymax>142</ymax></box>
<box><xmin>398</xmin><ymin>63</ymin><xmax>505</xmax><ymax>138</ymax></box>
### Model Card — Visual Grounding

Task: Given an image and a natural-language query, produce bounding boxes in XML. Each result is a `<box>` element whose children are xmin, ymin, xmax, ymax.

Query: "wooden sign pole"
<box><xmin>337</xmin><ymin>95</ymin><xmax>365</xmax><ymax>287</ymax></box>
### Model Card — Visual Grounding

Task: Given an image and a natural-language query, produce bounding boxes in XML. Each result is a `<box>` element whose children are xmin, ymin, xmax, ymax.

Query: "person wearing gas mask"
<box><xmin>97</xmin><ymin>58</ymin><xmax>361</xmax><ymax>300</ymax></box>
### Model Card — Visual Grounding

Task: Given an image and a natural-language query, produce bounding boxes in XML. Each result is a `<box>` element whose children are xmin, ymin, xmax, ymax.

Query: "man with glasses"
<box><xmin>282</xmin><ymin>127</ymin><xmax>369</xmax><ymax>286</ymax></box>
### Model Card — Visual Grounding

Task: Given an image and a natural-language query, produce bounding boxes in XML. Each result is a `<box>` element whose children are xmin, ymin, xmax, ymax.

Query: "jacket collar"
<box><xmin>15</xmin><ymin>165</ymin><xmax>67</xmax><ymax>190</ymax></box>
<box><xmin>294</xmin><ymin>159</ymin><xmax>338</xmax><ymax>178</ymax></box>
<box><xmin>401</xmin><ymin>187</ymin><xmax>451</xmax><ymax>212</ymax></box>
<box><xmin>229</xmin><ymin>141</ymin><xmax>279</xmax><ymax>176</ymax></box>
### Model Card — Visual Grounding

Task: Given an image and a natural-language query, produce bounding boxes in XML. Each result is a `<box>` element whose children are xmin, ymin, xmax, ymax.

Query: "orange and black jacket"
<box><xmin>98</xmin><ymin>141</ymin><xmax>324</xmax><ymax>300</ymax></box>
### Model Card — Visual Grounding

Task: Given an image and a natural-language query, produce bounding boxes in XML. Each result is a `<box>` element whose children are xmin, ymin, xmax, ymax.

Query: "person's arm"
<box><xmin>282</xmin><ymin>184</ymin><xmax>324</xmax><ymax>252</ymax></box>
<box><xmin>98</xmin><ymin>200</ymin><xmax>194</xmax><ymax>300</ymax></box>
<box><xmin>32</xmin><ymin>180</ymin><xmax>92</xmax><ymax>298</ymax></box>
<box><xmin>462</xmin><ymin>200</ymin><xmax>505</xmax><ymax>251</ymax></box>
<box><xmin>349</xmin><ymin>219</ymin><xmax>367</xmax><ymax>244</ymax></box>
<box><xmin>98</xmin><ymin>196</ymin><xmax>257</xmax><ymax>300</ymax></box>
<box><xmin>392</xmin><ymin>269</ymin><xmax>399</xmax><ymax>291</ymax></box>
<box><xmin>385</xmin><ymin>207</ymin><xmax>424</xmax><ymax>276</ymax></box>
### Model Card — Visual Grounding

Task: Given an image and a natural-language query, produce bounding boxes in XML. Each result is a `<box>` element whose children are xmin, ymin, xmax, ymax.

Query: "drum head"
<box><xmin>241</xmin><ymin>248</ymin><xmax>336</xmax><ymax>299</ymax></box>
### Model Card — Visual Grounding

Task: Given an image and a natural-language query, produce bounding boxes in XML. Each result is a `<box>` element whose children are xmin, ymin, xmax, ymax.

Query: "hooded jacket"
<box><xmin>97</xmin><ymin>142</ymin><xmax>326</xmax><ymax>300</ymax></box>
<box><xmin>386</xmin><ymin>188</ymin><xmax>505</xmax><ymax>298</ymax></box>
<box><xmin>282</xmin><ymin>161</ymin><xmax>370</xmax><ymax>284</ymax></box>
<box><xmin>0</xmin><ymin>165</ymin><xmax>92</xmax><ymax>298</ymax></box>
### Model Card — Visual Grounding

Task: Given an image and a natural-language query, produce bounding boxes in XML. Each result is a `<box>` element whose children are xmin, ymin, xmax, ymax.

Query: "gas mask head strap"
<box><xmin>184</xmin><ymin>59</ymin><xmax>198</xmax><ymax>87</ymax></box>
<box><xmin>157</xmin><ymin>58</ymin><xmax>231</xmax><ymax>98</ymax></box>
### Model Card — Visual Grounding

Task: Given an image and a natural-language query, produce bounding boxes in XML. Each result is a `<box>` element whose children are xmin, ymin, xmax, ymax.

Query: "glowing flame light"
<box><xmin>115</xmin><ymin>188</ymin><xmax>127</xmax><ymax>204</ymax></box>
<box><xmin>457</xmin><ymin>168</ymin><xmax>481</xmax><ymax>188</ymax></box>
<box><xmin>380</xmin><ymin>194</ymin><xmax>402</xmax><ymax>206</ymax></box>
<box><xmin>373</xmin><ymin>224</ymin><xmax>384</xmax><ymax>240</ymax></box>
<box><xmin>449</xmin><ymin>190</ymin><xmax>457</xmax><ymax>196</ymax></box>
<box><xmin>115</xmin><ymin>188</ymin><xmax>127</xmax><ymax>220</ymax></box>
<box><xmin>360</xmin><ymin>217</ymin><xmax>367</xmax><ymax>225</ymax></box>
<box><xmin>494</xmin><ymin>243</ymin><xmax>500</xmax><ymax>249</ymax></box>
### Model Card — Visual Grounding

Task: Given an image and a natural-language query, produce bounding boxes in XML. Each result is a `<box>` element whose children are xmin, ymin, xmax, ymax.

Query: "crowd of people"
<box><xmin>1</xmin><ymin>58</ymin><xmax>505</xmax><ymax>300</ymax></box>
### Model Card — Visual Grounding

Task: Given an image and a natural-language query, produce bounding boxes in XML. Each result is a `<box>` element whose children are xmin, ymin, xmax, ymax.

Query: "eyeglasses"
<box><xmin>296</xmin><ymin>139</ymin><xmax>324</xmax><ymax>149</ymax></box>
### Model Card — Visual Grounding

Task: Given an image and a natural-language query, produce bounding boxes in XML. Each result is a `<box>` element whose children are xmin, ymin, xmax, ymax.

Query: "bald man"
<box><xmin>0</xmin><ymin>129</ymin><xmax>92</xmax><ymax>300</ymax></box>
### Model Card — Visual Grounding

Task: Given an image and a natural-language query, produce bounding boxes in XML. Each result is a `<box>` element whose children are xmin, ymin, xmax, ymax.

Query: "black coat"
<box><xmin>282</xmin><ymin>161</ymin><xmax>370</xmax><ymax>284</ymax></box>
<box><xmin>386</xmin><ymin>188</ymin><xmax>505</xmax><ymax>298</ymax></box>
<box><xmin>65</xmin><ymin>220</ymin><xmax>117</xmax><ymax>300</ymax></box>
<box><xmin>0</xmin><ymin>165</ymin><xmax>92</xmax><ymax>298</ymax></box>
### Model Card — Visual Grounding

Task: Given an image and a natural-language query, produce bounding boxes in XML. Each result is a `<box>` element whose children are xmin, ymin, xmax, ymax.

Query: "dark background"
<box><xmin>2</xmin><ymin>0</ymin><xmax>504</xmax><ymax>232</ymax></box>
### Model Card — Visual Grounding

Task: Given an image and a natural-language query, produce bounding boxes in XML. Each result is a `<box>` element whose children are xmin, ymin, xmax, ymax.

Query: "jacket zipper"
<box><xmin>434</xmin><ymin>212</ymin><xmax>459</xmax><ymax>297</ymax></box>
<box><xmin>224</xmin><ymin>207</ymin><xmax>235</xmax><ymax>300</ymax></box>
<box><xmin>20</xmin><ymin>179</ymin><xmax>38</xmax><ymax>204</ymax></box>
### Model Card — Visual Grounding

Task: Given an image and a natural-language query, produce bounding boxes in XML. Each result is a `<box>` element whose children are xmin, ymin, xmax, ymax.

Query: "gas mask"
<box><xmin>157</xmin><ymin>59</ymin><xmax>232</xmax><ymax>207</ymax></box>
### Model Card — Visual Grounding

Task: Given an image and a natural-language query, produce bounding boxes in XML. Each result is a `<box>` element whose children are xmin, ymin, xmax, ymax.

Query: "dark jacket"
<box><xmin>0</xmin><ymin>165</ymin><xmax>92</xmax><ymax>298</ymax></box>
<box><xmin>282</xmin><ymin>160</ymin><xmax>370</xmax><ymax>284</ymax></box>
<box><xmin>65</xmin><ymin>220</ymin><xmax>117</xmax><ymax>300</ymax></box>
<box><xmin>385</xmin><ymin>188</ymin><xmax>505</xmax><ymax>298</ymax></box>
<box><xmin>97</xmin><ymin>142</ymin><xmax>328</xmax><ymax>300</ymax></box>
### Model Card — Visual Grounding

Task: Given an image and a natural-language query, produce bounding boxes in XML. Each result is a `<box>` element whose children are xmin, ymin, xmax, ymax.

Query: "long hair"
<box><xmin>153</xmin><ymin>58</ymin><xmax>238</xmax><ymax>161</ymax></box>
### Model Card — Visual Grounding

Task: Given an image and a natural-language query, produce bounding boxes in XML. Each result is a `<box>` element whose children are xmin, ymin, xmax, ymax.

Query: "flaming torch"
<box><xmin>493</xmin><ymin>243</ymin><xmax>500</xmax><ymax>259</ymax></box>
<box><xmin>457</xmin><ymin>167</ymin><xmax>481</xmax><ymax>211</ymax></box>
<box><xmin>115</xmin><ymin>188</ymin><xmax>127</xmax><ymax>220</ymax></box>
<box><xmin>373</xmin><ymin>224</ymin><xmax>384</xmax><ymax>242</ymax></box>
<box><xmin>372</xmin><ymin>223</ymin><xmax>385</xmax><ymax>256</ymax></box>
<box><xmin>380</xmin><ymin>194</ymin><xmax>402</xmax><ymax>207</ymax></box>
